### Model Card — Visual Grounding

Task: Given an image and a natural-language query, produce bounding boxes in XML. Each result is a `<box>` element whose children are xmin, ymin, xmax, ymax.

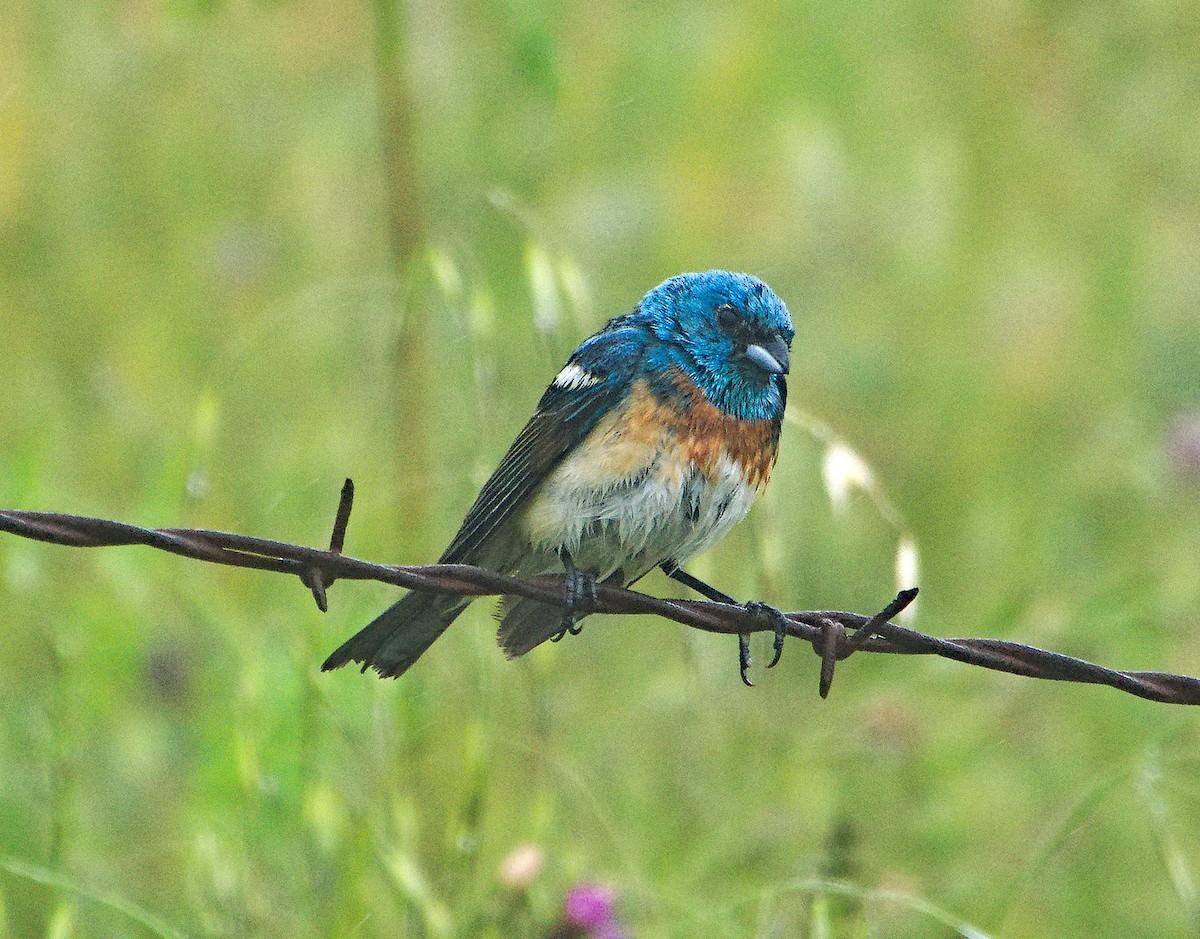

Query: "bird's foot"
<box><xmin>746</xmin><ymin>601</ymin><xmax>790</xmax><ymax>669</ymax></box>
<box><xmin>550</xmin><ymin>565</ymin><xmax>597</xmax><ymax>642</ymax></box>
<box><xmin>737</xmin><ymin>603</ymin><xmax>791</xmax><ymax>685</ymax></box>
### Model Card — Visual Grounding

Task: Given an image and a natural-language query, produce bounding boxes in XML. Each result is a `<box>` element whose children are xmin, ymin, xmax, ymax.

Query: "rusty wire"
<box><xmin>1</xmin><ymin>479</ymin><xmax>1197</xmax><ymax>705</ymax></box>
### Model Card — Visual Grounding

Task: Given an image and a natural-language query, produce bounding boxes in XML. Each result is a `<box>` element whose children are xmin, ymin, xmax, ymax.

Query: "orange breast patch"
<box><xmin>612</xmin><ymin>373</ymin><xmax>780</xmax><ymax>489</ymax></box>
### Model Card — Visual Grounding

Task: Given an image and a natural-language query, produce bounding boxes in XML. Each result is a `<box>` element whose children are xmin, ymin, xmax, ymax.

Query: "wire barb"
<box><xmin>1</xmin><ymin>486</ymin><xmax>1198</xmax><ymax>705</ymax></box>
<box><xmin>299</xmin><ymin>478</ymin><xmax>355</xmax><ymax>612</ymax></box>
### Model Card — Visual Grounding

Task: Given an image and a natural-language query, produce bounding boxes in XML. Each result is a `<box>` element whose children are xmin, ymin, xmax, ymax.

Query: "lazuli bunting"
<box><xmin>323</xmin><ymin>270</ymin><xmax>793</xmax><ymax>684</ymax></box>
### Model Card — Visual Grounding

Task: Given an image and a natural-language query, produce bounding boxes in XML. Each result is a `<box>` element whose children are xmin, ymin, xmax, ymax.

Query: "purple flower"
<box><xmin>561</xmin><ymin>884</ymin><xmax>630</xmax><ymax>938</ymax></box>
<box><xmin>564</xmin><ymin>884</ymin><xmax>615</xmax><ymax>927</ymax></box>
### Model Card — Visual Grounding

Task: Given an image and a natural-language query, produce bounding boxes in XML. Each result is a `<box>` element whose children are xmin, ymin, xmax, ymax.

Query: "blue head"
<box><xmin>635</xmin><ymin>271</ymin><xmax>793</xmax><ymax>421</ymax></box>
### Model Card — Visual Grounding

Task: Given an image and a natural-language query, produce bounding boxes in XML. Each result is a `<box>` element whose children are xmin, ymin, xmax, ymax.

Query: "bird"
<box><xmin>322</xmin><ymin>270</ymin><xmax>794</xmax><ymax>685</ymax></box>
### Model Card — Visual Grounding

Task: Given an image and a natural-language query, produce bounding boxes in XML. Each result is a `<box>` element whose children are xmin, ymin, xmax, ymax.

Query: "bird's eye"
<box><xmin>715</xmin><ymin>304</ymin><xmax>739</xmax><ymax>331</ymax></box>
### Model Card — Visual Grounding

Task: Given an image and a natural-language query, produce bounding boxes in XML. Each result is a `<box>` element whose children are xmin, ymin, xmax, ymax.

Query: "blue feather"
<box><xmin>324</xmin><ymin>270</ymin><xmax>794</xmax><ymax>678</ymax></box>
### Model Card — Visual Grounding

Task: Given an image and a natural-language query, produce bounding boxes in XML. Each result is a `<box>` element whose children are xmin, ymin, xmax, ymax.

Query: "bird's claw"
<box><xmin>745</xmin><ymin>601</ymin><xmax>790</xmax><ymax>669</ymax></box>
<box><xmin>552</xmin><ymin>563</ymin><xmax>597</xmax><ymax>642</ymax></box>
<box><xmin>737</xmin><ymin>603</ymin><xmax>790</xmax><ymax>684</ymax></box>
<box><xmin>739</xmin><ymin>633</ymin><xmax>753</xmax><ymax>686</ymax></box>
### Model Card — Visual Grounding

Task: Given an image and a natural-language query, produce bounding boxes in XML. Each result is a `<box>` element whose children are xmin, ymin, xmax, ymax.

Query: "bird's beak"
<box><xmin>744</xmin><ymin>335</ymin><xmax>790</xmax><ymax>375</ymax></box>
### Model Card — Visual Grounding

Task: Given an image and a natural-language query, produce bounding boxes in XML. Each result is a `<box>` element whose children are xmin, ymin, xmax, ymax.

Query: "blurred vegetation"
<box><xmin>2</xmin><ymin>1</ymin><xmax>1199</xmax><ymax>936</ymax></box>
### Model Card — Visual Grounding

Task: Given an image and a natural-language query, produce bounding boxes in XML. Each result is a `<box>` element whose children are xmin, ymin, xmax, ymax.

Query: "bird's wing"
<box><xmin>439</xmin><ymin>322</ymin><xmax>646</xmax><ymax>564</ymax></box>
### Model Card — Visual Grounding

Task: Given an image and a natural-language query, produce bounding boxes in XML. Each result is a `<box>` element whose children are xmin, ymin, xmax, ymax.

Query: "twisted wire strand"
<box><xmin>2</xmin><ymin>483</ymin><xmax>1196</xmax><ymax>705</ymax></box>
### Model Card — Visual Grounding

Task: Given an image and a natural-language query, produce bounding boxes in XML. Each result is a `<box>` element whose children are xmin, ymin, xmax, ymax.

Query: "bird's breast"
<box><xmin>518</xmin><ymin>378</ymin><xmax>780</xmax><ymax>577</ymax></box>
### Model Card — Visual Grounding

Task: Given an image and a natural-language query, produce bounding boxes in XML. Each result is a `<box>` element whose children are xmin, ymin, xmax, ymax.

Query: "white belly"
<box><xmin>519</xmin><ymin>447</ymin><xmax>761</xmax><ymax>581</ymax></box>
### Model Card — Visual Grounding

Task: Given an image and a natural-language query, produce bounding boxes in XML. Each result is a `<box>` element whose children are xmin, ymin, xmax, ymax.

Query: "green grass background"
<box><xmin>2</xmin><ymin>1</ymin><xmax>1200</xmax><ymax>936</ymax></box>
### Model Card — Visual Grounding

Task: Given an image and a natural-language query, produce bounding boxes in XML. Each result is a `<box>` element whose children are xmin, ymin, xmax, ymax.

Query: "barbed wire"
<box><xmin>1</xmin><ymin>479</ymin><xmax>1197</xmax><ymax>704</ymax></box>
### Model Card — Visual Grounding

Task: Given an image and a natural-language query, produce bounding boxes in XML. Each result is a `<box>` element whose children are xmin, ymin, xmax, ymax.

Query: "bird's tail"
<box><xmin>496</xmin><ymin>570</ymin><xmax>625</xmax><ymax>658</ymax></box>
<box><xmin>322</xmin><ymin>590</ymin><xmax>469</xmax><ymax>679</ymax></box>
<box><xmin>496</xmin><ymin>595</ymin><xmax>574</xmax><ymax>659</ymax></box>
